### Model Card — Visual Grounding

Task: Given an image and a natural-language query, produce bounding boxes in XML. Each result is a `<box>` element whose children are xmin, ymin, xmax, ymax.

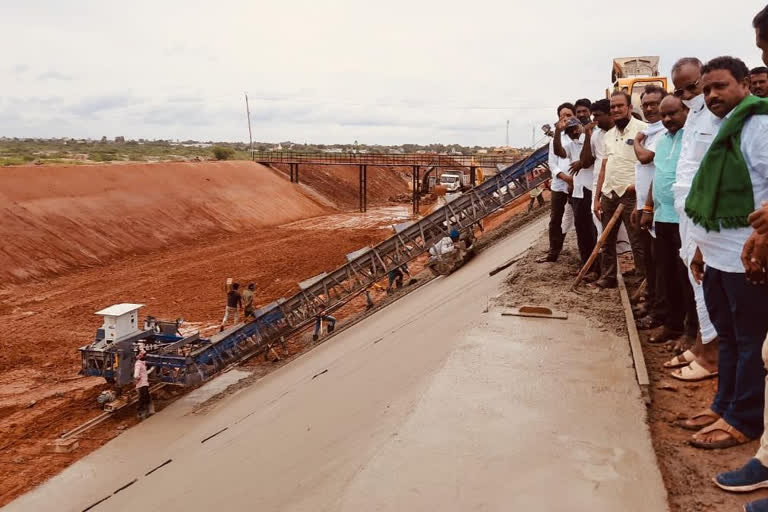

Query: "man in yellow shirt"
<box><xmin>592</xmin><ymin>91</ymin><xmax>648</xmax><ymax>288</ymax></box>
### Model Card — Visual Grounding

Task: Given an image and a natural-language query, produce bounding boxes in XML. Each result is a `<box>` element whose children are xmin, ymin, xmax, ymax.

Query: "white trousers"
<box><xmin>678</xmin><ymin>215</ymin><xmax>717</xmax><ymax>344</ymax></box>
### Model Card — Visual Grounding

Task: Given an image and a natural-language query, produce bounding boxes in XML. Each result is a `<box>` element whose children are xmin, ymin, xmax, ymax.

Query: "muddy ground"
<box><xmin>501</xmin><ymin>230</ymin><xmax>766</xmax><ymax>512</ymax></box>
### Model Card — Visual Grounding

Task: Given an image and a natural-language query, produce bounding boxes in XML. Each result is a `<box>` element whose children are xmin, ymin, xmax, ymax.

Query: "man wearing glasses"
<box><xmin>592</xmin><ymin>91</ymin><xmax>647</xmax><ymax>289</ymax></box>
<box><xmin>666</xmin><ymin>58</ymin><xmax>720</xmax><ymax>392</ymax></box>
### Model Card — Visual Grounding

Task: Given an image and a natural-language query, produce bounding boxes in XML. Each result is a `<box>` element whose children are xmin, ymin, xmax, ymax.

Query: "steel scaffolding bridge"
<box><xmin>255</xmin><ymin>150</ymin><xmax>533</xmax><ymax>214</ymax></box>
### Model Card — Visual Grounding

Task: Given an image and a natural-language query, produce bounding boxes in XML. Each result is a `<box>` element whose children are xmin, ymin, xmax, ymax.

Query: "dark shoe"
<box><xmin>714</xmin><ymin>459</ymin><xmax>768</xmax><ymax>492</ymax></box>
<box><xmin>312</xmin><ymin>334</ymin><xmax>318</xmax><ymax>342</ymax></box>
<box><xmin>637</xmin><ymin>315</ymin><xmax>663</xmax><ymax>330</ymax></box>
<box><xmin>746</xmin><ymin>497</ymin><xmax>768</xmax><ymax>511</ymax></box>
<box><xmin>328</xmin><ymin>325</ymin><xmax>335</xmax><ymax>333</ymax></box>
<box><xmin>595</xmin><ymin>277</ymin><xmax>617</xmax><ymax>289</ymax></box>
<box><xmin>648</xmin><ymin>326</ymin><xmax>684</xmax><ymax>344</ymax></box>
<box><xmin>535</xmin><ymin>254</ymin><xmax>557</xmax><ymax>263</ymax></box>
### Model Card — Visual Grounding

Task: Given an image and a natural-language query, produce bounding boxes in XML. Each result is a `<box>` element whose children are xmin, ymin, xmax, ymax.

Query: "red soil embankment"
<box><xmin>0</xmin><ymin>161</ymin><xmax>331</xmax><ymax>284</ymax></box>
<box><xmin>272</xmin><ymin>164</ymin><xmax>411</xmax><ymax>209</ymax></box>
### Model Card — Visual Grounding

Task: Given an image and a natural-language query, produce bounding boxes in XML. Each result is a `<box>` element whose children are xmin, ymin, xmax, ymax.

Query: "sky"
<box><xmin>2</xmin><ymin>0</ymin><xmax>765</xmax><ymax>147</ymax></box>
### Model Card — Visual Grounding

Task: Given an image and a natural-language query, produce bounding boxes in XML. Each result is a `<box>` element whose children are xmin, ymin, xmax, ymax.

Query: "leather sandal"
<box><xmin>690</xmin><ymin>418</ymin><xmax>752</xmax><ymax>449</ymax></box>
<box><xmin>678</xmin><ymin>408</ymin><xmax>720</xmax><ymax>431</ymax></box>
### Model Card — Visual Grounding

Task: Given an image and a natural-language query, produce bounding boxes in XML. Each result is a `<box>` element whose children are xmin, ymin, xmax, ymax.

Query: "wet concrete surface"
<box><xmin>5</xmin><ymin>218</ymin><xmax>667</xmax><ymax>511</ymax></box>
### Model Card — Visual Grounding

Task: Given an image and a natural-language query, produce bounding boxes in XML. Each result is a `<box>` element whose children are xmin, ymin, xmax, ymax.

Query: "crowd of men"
<box><xmin>538</xmin><ymin>6</ymin><xmax>768</xmax><ymax>511</ymax></box>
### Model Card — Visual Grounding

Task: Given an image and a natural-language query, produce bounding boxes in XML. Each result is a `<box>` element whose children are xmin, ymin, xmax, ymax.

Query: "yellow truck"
<box><xmin>609</xmin><ymin>56</ymin><xmax>669</xmax><ymax>118</ymax></box>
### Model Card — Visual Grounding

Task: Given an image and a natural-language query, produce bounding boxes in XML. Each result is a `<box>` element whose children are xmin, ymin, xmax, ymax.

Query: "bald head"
<box><xmin>660</xmin><ymin>95</ymin><xmax>687</xmax><ymax>134</ymax></box>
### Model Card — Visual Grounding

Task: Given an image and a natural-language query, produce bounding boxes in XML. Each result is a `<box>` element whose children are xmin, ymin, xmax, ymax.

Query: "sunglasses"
<box><xmin>673</xmin><ymin>79</ymin><xmax>700</xmax><ymax>97</ymax></box>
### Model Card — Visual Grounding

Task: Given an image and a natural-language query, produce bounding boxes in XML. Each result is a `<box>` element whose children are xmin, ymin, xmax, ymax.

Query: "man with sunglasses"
<box><xmin>664</xmin><ymin>58</ymin><xmax>720</xmax><ymax>391</ymax></box>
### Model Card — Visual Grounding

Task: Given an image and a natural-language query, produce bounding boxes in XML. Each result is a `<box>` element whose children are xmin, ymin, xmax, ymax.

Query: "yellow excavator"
<box><xmin>608</xmin><ymin>56</ymin><xmax>670</xmax><ymax>119</ymax></box>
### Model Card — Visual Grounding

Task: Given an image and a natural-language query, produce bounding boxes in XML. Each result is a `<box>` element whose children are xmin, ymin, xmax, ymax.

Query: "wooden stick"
<box><xmin>570</xmin><ymin>203</ymin><xmax>625</xmax><ymax>291</ymax></box>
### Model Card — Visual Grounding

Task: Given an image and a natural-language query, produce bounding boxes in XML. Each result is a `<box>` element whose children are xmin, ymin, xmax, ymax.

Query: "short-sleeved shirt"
<box><xmin>226</xmin><ymin>290</ymin><xmax>241</xmax><ymax>308</ymax></box>
<box><xmin>602</xmin><ymin>116</ymin><xmax>648</xmax><ymax>197</ymax></box>
<box><xmin>652</xmin><ymin>129</ymin><xmax>684</xmax><ymax>224</ymax></box>
<box><xmin>635</xmin><ymin>121</ymin><xmax>666</xmax><ymax>210</ymax></box>
<box><xmin>690</xmin><ymin>114</ymin><xmax>768</xmax><ymax>273</ymax></box>
<box><xmin>591</xmin><ymin>128</ymin><xmax>606</xmax><ymax>194</ymax></box>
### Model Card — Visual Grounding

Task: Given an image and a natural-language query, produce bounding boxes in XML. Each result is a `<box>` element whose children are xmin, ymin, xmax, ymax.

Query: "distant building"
<box><xmin>476</xmin><ymin>149</ymin><xmax>488</xmax><ymax>154</ymax></box>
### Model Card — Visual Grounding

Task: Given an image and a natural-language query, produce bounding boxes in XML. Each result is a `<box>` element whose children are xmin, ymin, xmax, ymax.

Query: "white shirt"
<box><xmin>591</xmin><ymin>128</ymin><xmax>606</xmax><ymax>194</ymax></box>
<box><xmin>690</xmin><ymin>114</ymin><xmax>768</xmax><ymax>273</ymax></box>
<box><xmin>635</xmin><ymin>121</ymin><xmax>666</xmax><ymax>210</ymax></box>
<box><xmin>673</xmin><ymin>94</ymin><xmax>717</xmax><ymax>212</ymax></box>
<box><xmin>565</xmin><ymin>133</ymin><xmax>594</xmax><ymax>199</ymax></box>
<box><xmin>548</xmin><ymin>133</ymin><xmax>571</xmax><ymax>194</ymax></box>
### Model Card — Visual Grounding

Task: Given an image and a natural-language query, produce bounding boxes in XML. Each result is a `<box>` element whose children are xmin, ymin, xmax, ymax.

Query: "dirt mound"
<box><xmin>272</xmin><ymin>164</ymin><xmax>411</xmax><ymax>209</ymax></box>
<box><xmin>0</xmin><ymin>161</ymin><xmax>331</xmax><ymax>284</ymax></box>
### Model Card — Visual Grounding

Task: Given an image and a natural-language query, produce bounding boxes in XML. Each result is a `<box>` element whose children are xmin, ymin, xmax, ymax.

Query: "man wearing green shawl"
<box><xmin>686</xmin><ymin>56</ymin><xmax>768</xmax><ymax>452</ymax></box>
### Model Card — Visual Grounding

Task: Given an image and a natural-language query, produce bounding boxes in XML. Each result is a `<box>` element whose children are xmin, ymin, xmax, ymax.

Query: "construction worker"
<box><xmin>134</xmin><ymin>350</ymin><xmax>152</xmax><ymax>420</ymax></box>
<box><xmin>386</xmin><ymin>264</ymin><xmax>411</xmax><ymax>293</ymax></box>
<box><xmin>312</xmin><ymin>309</ymin><xmax>336</xmax><ymax>341</ymax></box>
<box><xmin>221</xmin><ymin>282</ymin><xmax>242</xmax><ymax>331</ymax></box>
<box><xmin>528</xmin><ymin>185</ymin><xmax>545</xmax><ymax>211</ymax></box>
<box><xmin>241</xmin><ymin>283</ymin><xmax>256</xmax><ymax>321</ymax></box>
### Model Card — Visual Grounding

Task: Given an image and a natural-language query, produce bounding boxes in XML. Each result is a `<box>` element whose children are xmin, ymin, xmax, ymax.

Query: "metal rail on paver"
<box><xmin>80</xmin><ymin>145</ymin><xmax>551</xmax><ymax>388</ymax></box>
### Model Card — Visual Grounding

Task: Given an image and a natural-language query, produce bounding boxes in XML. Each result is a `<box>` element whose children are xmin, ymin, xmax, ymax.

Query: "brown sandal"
<box><xmin>678</xmin><ymin>408</ymin><xmax>720</xmax><ymax>431</ymax></box>
<box><xmin>690</xmin><ymin>418</ymin><xmax>752</xmax><ymax>449</ymax></box>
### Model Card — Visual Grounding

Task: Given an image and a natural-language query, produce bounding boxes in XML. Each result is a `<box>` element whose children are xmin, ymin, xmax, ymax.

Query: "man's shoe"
<box><xmin>328</xmin><ymin>325</ymin><xmax>335</xmax><ymax>333</ymax></box>
<box><xmin>746</xmin><ymin>497</ymin><xmax>768</xmax><ymax>512</ymax></box>
<box><xmin>595</xmin><ymin>277</ymin><xmax>617</xmax><ymax>289</ymax></box>
<box><xmin>714</xmin><ymin>459</ymin><xmax>768</xmax><ymax>492</ymax></box>
<box><xmin>312</xmin><ymin>334</ymin><xmax>318</xmax><ymax>342</ymax></box>
<box><xmin>648</xmin><ymin>326</ymin><xmax>684</xmax><ymax>344</ymax></box>
<box><xmin>637</xmin><ymin>315</ymin><xmax>663</xmax><ymax>330</ymax></box>
<box><xmin>535</xmin><ymin>254</ymin><xmax>557</xmax><ymax>263</ymax></box>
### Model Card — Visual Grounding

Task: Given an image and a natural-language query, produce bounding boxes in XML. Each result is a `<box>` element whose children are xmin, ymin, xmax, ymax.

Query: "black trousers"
<box><xmin>655</xmin><ymin>222</ymin><xmax>697</xmax><ymax>335</ymax></box>
<box><xmin>570</xmin><ymin>188</ymin><xmax>598</xmax><ymax>269</ymax></box>
<box><xmin>639</xmin><ymin>227</ymin><xmax>666</xmax><ymax>320</ymax></box>
<box><xmin>137</xmin><ymin>386</ymin><xmax>151</xmax><ymax>415</ymax></box>
<box><xmin>547</xmin><ymin>190</ymin><xmax>570</xmax><ymax>260</ymax></box>
<box><xmin>599</xmin><ymin>191</ymin><xmax>645</xmax><ymax>284</ymax></box>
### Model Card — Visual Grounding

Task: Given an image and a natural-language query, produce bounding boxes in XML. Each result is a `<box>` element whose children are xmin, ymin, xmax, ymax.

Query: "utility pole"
<box><xmin>506</xmin><ymin>120</ymin><xmax>509</xmax><ymax>147</ymax></box>
<box><xmin>245</xmin><ymin>92</ymin><xmax>254</xmax><ymax>161</ymax></box>
<box><xmin>531</xmin><ymin>125</ymin><xmax>535</xmax><ymax>148</ymax></box>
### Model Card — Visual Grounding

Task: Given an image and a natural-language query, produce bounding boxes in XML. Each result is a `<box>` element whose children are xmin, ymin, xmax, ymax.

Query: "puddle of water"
<box><xmin>283</xmin><ymin>206</ymin><xmax>412</xmax><ymax>231</ymax></box>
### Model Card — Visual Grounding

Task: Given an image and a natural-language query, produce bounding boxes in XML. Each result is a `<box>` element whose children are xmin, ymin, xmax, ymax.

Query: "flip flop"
<box><xmin>678</xmin><ymin>408</ymin><xmax>720</xmax><ymax>431</ymax></box>
<box><xmin>690</xmin><ymin>418</ymin><xmax>752</xmax><ymax>450</ymax></box>
<box><xmin>670</xmin><ymin>360</ymin><xmax>718</xmax><ymax>382</ymax></box>
<box><xmin>663</xmin><ymin>349</ymin><xmax>695</xmax><ymax>368</ymax></box>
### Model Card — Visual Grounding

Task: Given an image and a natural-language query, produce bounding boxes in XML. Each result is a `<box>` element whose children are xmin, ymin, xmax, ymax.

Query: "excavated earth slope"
<box><xmin>0</xmin><ymin>161</ymin><xmax>331</xmax><ymax>284</ymax></box>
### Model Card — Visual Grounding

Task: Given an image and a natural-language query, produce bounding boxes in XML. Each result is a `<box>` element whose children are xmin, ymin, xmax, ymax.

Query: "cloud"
<box><xmin>38</xmin><ymin>71</ymin><xmax>74</xmax><ymax>81</ymax></box>
<box><xmin>66</xmin><ymin>95</ymin><xmax>144</xmax><ymax>118</ymax></box>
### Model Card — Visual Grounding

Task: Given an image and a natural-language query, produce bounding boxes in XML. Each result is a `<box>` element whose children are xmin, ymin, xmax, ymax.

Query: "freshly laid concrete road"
<box><xmin>6</xmin><ymin>219</ymin><xmax>669</xmax><ymax>512</ymax></box>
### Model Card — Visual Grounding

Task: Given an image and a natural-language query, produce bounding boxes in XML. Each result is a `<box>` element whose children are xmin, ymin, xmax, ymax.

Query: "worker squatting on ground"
<box><xmin>134</xmin><ymin>350</ymin><xmax>152</xmax><ymax>420</ymax></box>
<box><xmin>221</xmin><ymin>282</ymin><xmax>242</xmax><ymax>331</ymax></box>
